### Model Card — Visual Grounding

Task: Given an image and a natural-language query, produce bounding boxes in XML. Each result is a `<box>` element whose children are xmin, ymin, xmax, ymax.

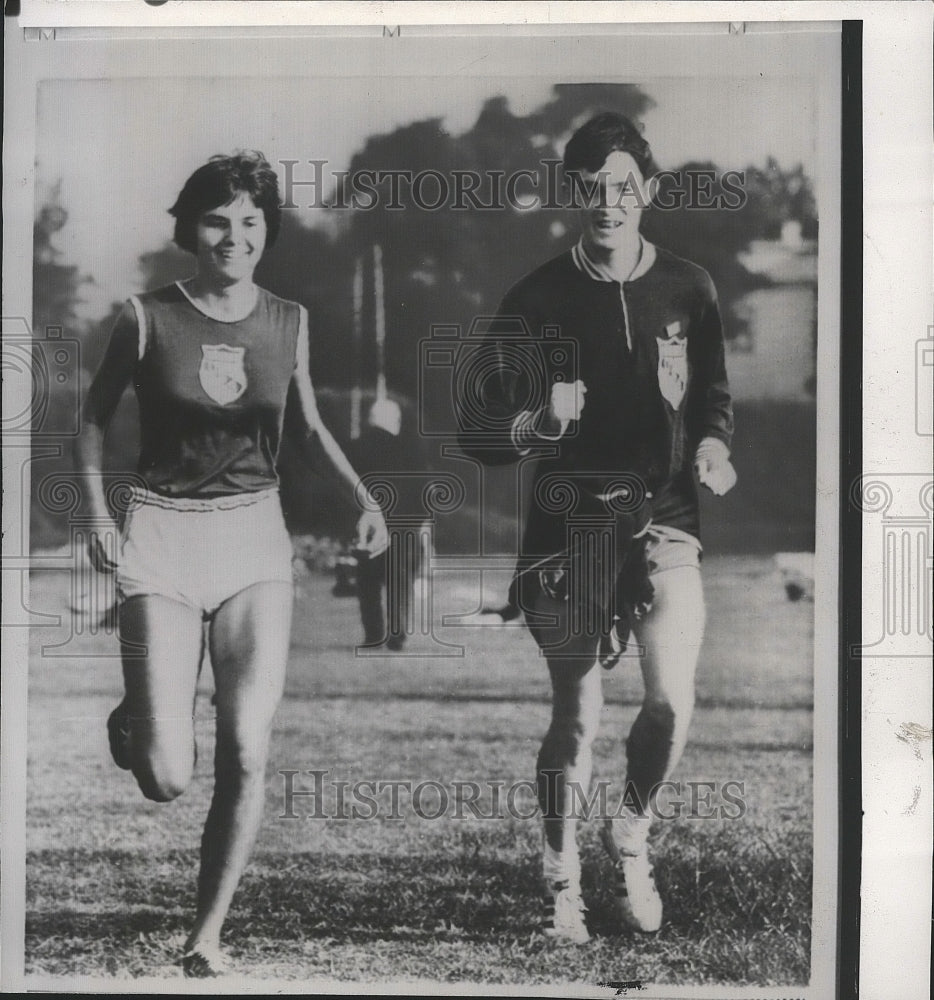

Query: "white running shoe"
<box><xmin>542</xmin><ymin>880</ymin><xmax>590</xmax><ymax>944</ymax></box>
<box><xmin>608</xmin><ymin>851</ymin><xmax>663</xmax><ymax>933</ymax></box>
<box><xmin>600</xmin><ymin>822</ymin><xmax>662</xmax><ymax>932</ymax></box>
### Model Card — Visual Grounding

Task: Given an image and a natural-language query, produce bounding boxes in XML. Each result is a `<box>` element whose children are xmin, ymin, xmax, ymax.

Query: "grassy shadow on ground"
<box><xmin>25</xmin><ymin>559</ymin><xmax>813</xmax><ymax>986</ymax></box>
<box><xmin>27</xmin><ymin>824</ymin><xmax>810</xmax><ymax>985</ymax></box>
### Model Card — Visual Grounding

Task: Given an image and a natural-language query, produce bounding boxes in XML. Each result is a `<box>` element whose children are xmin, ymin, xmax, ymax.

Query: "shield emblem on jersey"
<box><xmin>656</xmin><ymin>321</ymin><xmax>687</xmax><ymax>409</ymax></box>
<box><xmin>199</xmin><ymin>344</ymin><xmax>247</xmax><ymax>405</ymax></box>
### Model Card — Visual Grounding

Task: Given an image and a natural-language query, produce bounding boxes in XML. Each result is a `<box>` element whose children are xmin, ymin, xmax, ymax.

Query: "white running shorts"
<box><xmin>115</xmin><ymin>487</ymin><xmax>294</xmax><ymax>617</ymax></box>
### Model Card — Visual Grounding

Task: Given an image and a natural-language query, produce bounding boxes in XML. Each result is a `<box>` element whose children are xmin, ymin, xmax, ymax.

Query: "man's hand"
<box><xmin>694</xmin><ymin>437</ymin><xmax>737</xmax><ymax>496</ymax></box>
<box><xmin>354</xmin><ymin>509</ymin><xmax>389</xmax><ymax>558</ymax></box>
<box><xmin>541</xmin><ymin>379</ymin><xmax>587</xmax><ymax>438</ymax></box>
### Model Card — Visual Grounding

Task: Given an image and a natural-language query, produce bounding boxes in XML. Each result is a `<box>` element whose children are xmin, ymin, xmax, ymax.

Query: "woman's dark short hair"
<box><xmin>563</xmin><ymin>112</ymin><xmax>659</xmax><ymax>180</ymax></box>
<box><xmin>169</xmin><ymin>150</ymin><xmax>281</xmax><ymax>253</ymax></box>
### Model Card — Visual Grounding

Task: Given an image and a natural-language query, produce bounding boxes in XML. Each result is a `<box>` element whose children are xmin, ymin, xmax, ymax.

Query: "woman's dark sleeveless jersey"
<box><xmin>122</xmin><ymin>283</ymin><xmax>302</xmax><ymax>498</ymax></box>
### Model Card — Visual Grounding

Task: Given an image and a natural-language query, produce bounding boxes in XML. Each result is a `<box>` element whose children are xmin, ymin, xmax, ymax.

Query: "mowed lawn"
<box><xmin>24</xmin><ymin>556</ymin><xmax>813</xmax><ymax>989</ymax></box>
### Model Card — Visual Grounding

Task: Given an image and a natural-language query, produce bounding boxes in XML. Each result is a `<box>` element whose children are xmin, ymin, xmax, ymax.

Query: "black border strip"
<box><xmin>838</xmin><ymin>19</ymin><xmax>863</xmax><ymax>1000</ymax></box>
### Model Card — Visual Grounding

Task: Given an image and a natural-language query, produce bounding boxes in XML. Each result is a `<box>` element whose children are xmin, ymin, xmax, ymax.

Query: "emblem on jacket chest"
<box><xmin>656</xmin><ymin>320</ymin><xmax>687</xmax><ymax>409</ymax></box>
<box><xmin>199</xmin><ymin>344</ymin><xmax>247</xmax><ymax>405</ymax></box>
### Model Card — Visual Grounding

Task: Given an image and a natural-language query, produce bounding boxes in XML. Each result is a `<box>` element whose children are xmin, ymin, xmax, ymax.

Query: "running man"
<box><xmin>459</xmin><ymin>112</ymin><xmax>735</xmax><ymax>941</ymax></box>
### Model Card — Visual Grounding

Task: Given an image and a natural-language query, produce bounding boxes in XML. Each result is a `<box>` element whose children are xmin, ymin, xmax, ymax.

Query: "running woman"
<box><xmin>76</xmin><ymin>151</ymin><xmax>387</xmax><ymax>975</ymax></box>
<box><xmin>459</xmin><ymin>113</ymin><xmax>735</xmax><ymax>942</ymax></box>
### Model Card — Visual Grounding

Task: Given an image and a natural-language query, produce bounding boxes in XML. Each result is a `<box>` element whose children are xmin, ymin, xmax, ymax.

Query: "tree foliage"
<box><xmin>33</xmin><ymin>186</ymin><xmax>87</xmax><ymax>338</ymax></box>
<box><xmin>32</xmin><ymin>86</ymin><xmax>819</xmax><ymax>548</ymax></box>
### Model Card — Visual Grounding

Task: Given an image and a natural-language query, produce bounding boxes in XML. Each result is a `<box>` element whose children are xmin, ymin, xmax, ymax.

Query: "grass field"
<box><xmin>24</xmin><ymin>555</ymin><xmax>814</xmax><ymax>989</ymax></box>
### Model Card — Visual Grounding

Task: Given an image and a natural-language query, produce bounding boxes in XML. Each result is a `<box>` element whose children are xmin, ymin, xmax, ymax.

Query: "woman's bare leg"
<box><xmin>183</xmin><ymin>581</ymin><xmax>292</xmax><ymax>957</ymax></box>
<box><xmin>118</xmin><ymin>595</ymin><xmax>203</xmax><ymax>801</ymax></box>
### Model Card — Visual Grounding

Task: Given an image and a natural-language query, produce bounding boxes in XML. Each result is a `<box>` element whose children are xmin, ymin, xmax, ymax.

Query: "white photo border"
<box><xmin>2</xmin><ymin>3</ymin><xmax>931</xmax><ymax>998</ymax></box>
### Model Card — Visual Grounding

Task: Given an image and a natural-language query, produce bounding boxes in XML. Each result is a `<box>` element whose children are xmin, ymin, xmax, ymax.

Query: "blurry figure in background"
<box><xmin>345</xmin><ymin>398</ymin><xmax>427</xmax><ymax>651</ymax></box>
<box><xmin>330</xmin><ymin>545</ymin><xmax>361</xmax><ymax>598</ymax></box>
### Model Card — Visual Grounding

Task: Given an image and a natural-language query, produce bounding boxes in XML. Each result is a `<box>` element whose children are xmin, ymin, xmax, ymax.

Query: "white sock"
<box><xmin>607</xmin><ymin>807</ymin><xmax>651</xmax><ymax>857</ymax></box>
<box><xmin>542</xmin><ymin>837</ymin><xmax>581</xmax><ymax>889</ymax></box>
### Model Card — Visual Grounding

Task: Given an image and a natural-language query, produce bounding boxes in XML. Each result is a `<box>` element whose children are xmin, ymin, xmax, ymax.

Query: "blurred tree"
<box><xmin>740</xmin><ymin>157</ymin><xmax>818</xmax><ymax>241</ymax></box>
<box><xmin>31</xmin><ymin>90</ymin><xmax>819</xmax><ymax>552</ymax></box>
<box><xmin>644</xmin><ymin>157</ymin><xmax>817</xmax><ymax>342</ymax></box>
<box><xmin>256</xmin><ymin>212</ymin><xmax>356</xmax><ymax>391</ymax></box>
<box><xmin>644</xmin><ymin>161</ymin><xmax>770</xmax><ymax>341</ymax></box>
<box><xmin>137</xmin><ymin>241</ymin><xmax>192</xmax><ymax>290</ymax></box>
<box><xmin>31</xmin><ymin>189</ymin><xmax>95</xmax><ymax>546</ymax></box>
<box><xmin>331</xmin><ymin>84</ymin><xmax>656</xmax><ymax>411</ymax></box>
<box><xmin>33</xmin><ymin>185</ymin><xmax>88</xmax><ymax>338</ymax></box>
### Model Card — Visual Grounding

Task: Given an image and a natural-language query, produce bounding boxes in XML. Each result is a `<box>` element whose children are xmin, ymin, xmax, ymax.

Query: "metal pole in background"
<box><xmin>374</xmin><ymin>243</ymin><xmax>387</xmax><ymax>403</ymax></box>
<box><xmin>350</xmin><ymin>255</ymin><xmax>363</xmax><ymax>440</ymax></box>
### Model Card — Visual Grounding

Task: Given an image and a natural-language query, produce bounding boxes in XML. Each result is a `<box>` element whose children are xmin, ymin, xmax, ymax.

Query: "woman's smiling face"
<box><xmin>194</xmin><ymin>192</ymin><xmax>267</xmax><ymax>285</ymax></box>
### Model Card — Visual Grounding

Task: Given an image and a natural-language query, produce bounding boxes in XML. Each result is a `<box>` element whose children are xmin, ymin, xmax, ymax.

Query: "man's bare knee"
<box><xmin>578</xmin><ymin>680</ymin><xmax>604</xmax><ymax>743</ymax></box>
<box><xmin>640</xmin><ymin>697</ymin><xmax>677</xmax><ymax>731</ymax></box>
<box><xmin>546</xmin><ymin>675</ymin><xmax>603</xmax><ymax>754</ymax></box>
<box><xmin>645</xmin><ymin>683</ymin><xmax>694</xmax><ymax>723</ymax></box>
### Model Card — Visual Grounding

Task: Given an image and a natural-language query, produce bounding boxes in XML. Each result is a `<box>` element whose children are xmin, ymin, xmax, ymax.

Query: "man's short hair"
<box><xmin>168</xmin><ymin>150</ymin><xmax>282</xmax><ymax>254</ymax></box>
<box><xmin>563</xmin><ymin>112</ymin><xmax>659</xmax><ymax>180</ymax></box>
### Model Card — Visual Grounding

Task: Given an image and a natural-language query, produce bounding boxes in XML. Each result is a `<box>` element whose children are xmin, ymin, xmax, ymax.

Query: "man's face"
<box><xmin>574</xmin><ymin>150</ymin><xmax>649</xmax><ymax>254</ymax></box>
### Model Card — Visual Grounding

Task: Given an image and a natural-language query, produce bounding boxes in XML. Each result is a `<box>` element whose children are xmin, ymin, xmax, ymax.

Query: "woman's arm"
<box><xmin>73</xmin><ymin>301</ymin><xmax>140</xmax><ymax>570</ymax></box>
<box><xmin>292</xmin><ymin>308</ymin><xmax>389</xmax><ymax>555</ymax></box>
